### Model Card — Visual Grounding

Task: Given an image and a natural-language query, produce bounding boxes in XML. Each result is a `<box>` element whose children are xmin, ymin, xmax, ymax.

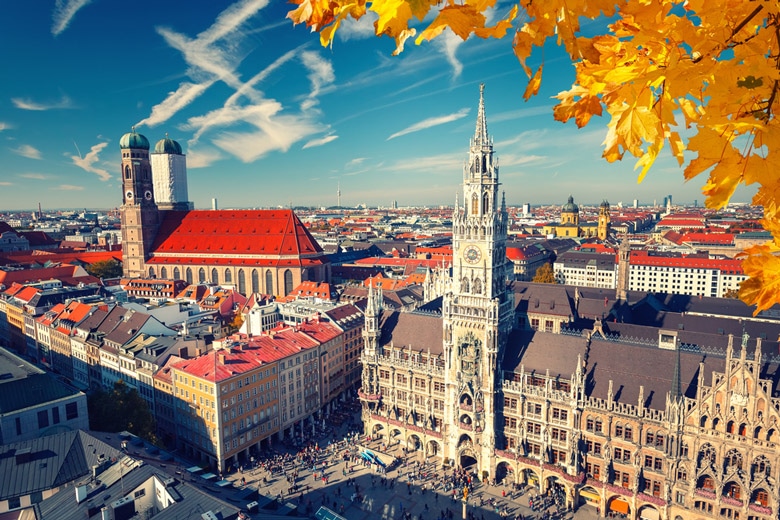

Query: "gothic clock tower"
<box><xmin>442</xmin><ymin>85</ymin><xmax>514</xmax><ymax>474</ymax></box>
<box><xmin>119</xmin><ymin>128</ymin><xmax>159</xmax><ymax>278</ymax></box>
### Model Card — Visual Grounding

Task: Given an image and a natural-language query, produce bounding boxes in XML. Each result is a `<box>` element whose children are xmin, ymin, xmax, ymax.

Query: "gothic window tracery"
<box><xmin>471</xmin><ymin>194</ymin><xmax>479</xmax><ymax>215</ymax></box>
<box><xmin>698</xmin><ymin>444</ymin><xmax>716</xmax><ymax>469</ymax></box>
<box><xmin>473</xmin><ymin>278</ymin><xmax>482</xmax><ymax>295</ymax></box>
<box><xmin>724</xmin><ymin>448</ymin><xmax>743</xmax><ymax>471</ymax></box>
<box><xmin>462</xmin><ymin>277</ymin><xmax>470</xmax><ymax>293</ymax></box>
<box><xmin>482</xmin><ymin>192</ymin><xmax>489</xmax><ymax>214</ymax></box>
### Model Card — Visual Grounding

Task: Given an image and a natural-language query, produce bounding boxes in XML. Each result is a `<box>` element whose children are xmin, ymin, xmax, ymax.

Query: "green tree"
<box><xmin>532</xmin><ymin>262</ymin><xmax>557</xmax><ymax>284</ymax></box>
<box><xmin>88</xmin><ymin>381</ymin><xmax>157</xmax><ymax>444</ymax></box>
<box><xmin>86</xmin><ymin>259</ymin><xmax>123</xmax><ymax>279</ymax></box>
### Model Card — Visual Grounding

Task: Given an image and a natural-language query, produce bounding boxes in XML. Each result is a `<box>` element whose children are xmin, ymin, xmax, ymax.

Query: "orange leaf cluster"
<box><xmin>288</xmin><ymin>0</ymin><xmax>780</xmax><ymax>313</ymax></box>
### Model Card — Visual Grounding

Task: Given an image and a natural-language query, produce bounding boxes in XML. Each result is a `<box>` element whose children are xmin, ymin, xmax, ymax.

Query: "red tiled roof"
<box><xmin>0</xmin><ymin>265</ymin><xmax>91</xmax><ymax>287</ymax></box>
<box><xmin>1</xmin><ymin>250</ymin><xmax>121</xmax><ymax>266</ymax></box>
<box><xmin>147</xmin><ymin>210</ymin><xmax>326</xmax><ymax>267</ymax></box>
<box><xmin>656</xmin><ymin>218</ymin><xmax>705</xmax><ymax>228</ymax></box>
<box><xmin>630</xmin><ymin>251</ymin><xmax>744</xmax><ymax>273</ymax></box>
<box><xmin>679</xmin><ymin>232</ymin><xmax>735</xmax><ymax>245</ymax></box>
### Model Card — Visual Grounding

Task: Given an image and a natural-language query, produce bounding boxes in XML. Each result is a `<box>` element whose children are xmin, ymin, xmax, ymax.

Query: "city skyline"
<box><xmin>1</xmin><ymin>0</ymin><xmax>758</xmax><ymax>211</ymax></box>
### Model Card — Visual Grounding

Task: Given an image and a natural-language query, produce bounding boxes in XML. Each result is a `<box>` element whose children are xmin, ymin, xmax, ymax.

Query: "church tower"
<box><xmin>597</xmin><ymin>200</ymin><xmax>610</xmax><ymax>240</ymax></box>
<box><xmin>151</xmin><ymin>134</ymin><xmax>192</xmax><ymax>211</ymax></box>
<box><xmin>120</xmin><ymin>128</ymin><xmax>159</xmax><ymax>278</ymax></box>
<box><xmin>442</xmin><ymin>84</ymin><xmax>514</xmax><ymax>474</ymax></box>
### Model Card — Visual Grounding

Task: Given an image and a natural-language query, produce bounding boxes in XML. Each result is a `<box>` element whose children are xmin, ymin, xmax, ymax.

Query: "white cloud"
<box><xmin>303</xmin><ymin>134</ymin><xmax>338</xmax><ymax>149</ymax></box>
<box><xmin>337</xmin><ymin>12</ymin><xmax>378</xmax><ymax>41</ymax></box>
<box><xmin>71</xmin><ymin>142</ymin><xmax>111</xmax><ymax>181</ymax></box>
<box><xmin>186</xmin><ymin>147</ymin><xmax>223</xmax><ymax>169</ymax></box>
<box><xmin>387</xmin><ymin>108</ymin><xmax>470</xmax><ymax>140</ymax></box>
<box><xmin>18</xmin><ymin>173</ymin><xmax>49</xmax><ymax>180</ymax></box>
<box><xmin>435</xmin><ymin>30</ymin><xmax>464</xmax><ymax>78</ymax></box>
<box><xmin>346</xmin><ymin>157</ymin><xmax>366</xmax><ymax>168</ymax></box>
<box><xmin>211</xmin><ymin>107</ymin><xmax>322</xmax><ymax>162</ymax></box>
<box><xmin>0</xmin><ymin>182</ymin><xmax>12</xmax><ymax>186</ymax></box>
<box><xmin>55</xmin><ymin>184</ymin><xmax>85</xmax><ymax>191</ymax></box>
<box><xmin>11</xmin><ymin>144</ymin><xmax>42</xmax><ymax>160</ymax></box>
<box><xmin>51</xmin><ymin>0</ymin><xmax>92</xmax><ymax>36</ymax></box>
<box><xmin>137</xmin><ymin>81</ymin><xmax>215</xmax><ymax>128</ymax></box>
<box><xmin>300</xmin><ymin>51</ymin><xmax>335</xmax><ymax>111</ymax></box>
<box><xmin>382</xmin><ymin>153</ymin><xmax>462</xmax><ymax>172</ymax></box>
<box><xmin>12</xmin><ymin>95</ymin><xmax>74</xmax><ymax>111</ymax></box>
<box><xmin>0</xmin><ymin>122</ymin><xmax>11</xmax><ymax>132</ymax></box>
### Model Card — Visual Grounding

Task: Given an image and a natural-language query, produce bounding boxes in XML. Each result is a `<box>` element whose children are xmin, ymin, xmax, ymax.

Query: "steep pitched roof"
<box><xmin>147</xmin><ymin>209</ymin><xmax>326</xmax><ymax>267</ymax></box>
<box><xmin>0</xmin><ymin>430</ymin><xmax>122</xmax><ymax>501</ymax></box>
<box><xmin>378</xmin><ymin>310</ymin><xmax>443</xmax><ymax>354</ymax></box>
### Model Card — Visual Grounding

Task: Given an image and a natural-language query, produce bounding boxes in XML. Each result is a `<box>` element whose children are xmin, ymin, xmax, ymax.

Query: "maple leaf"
<box><xmin>523</xmin><ymin>66</ymin><xmax>542</xmax><ymax>101</ymax></box>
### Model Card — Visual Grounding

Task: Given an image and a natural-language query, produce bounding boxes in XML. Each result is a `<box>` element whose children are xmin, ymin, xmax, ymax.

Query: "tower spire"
<box><xmin>474</xmin><ymin>83</ymin><xmax>489</xmax><ymax>147</ymax></box>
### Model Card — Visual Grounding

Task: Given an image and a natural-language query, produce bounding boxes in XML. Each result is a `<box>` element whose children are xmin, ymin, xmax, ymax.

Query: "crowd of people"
<box><xmin>203</xmin><ymin>399</ymin><xmax>578</xmax><ymax>520</ymax></box>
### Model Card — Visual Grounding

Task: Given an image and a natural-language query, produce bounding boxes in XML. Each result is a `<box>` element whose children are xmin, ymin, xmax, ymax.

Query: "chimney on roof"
<box><xmin>218</xmin><ymin>353</ymin><xmax>226</xmax><ymax>365</ymax></box>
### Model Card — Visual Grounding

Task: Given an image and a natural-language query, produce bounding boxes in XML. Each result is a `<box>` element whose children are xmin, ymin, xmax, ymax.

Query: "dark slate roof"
<box><xmin>0</xmin><ymin>348</ymin><xmax>83</xmax><ymax>414</ymax></box>
<box><xmin>584</xmin><ymin>338</ymin><xmax>725</xmax><ymax>410</ymax></box>
<box><xmin>35</xmin><ymin>461</ymin><xmax>241</xmax><ymax>520</ymax></box>
<box><xmin>503</xmin><ymin>330</ymin><xmax>586</xmax><ymax>379</ymax></box>
<box><xmin>0</xmin><ymin>430</ymin><xmax>121</xmax><ymax>501</ymax></box>
<box><xmin>379</xmin><ymin>310</ymin><xmax>443</xmax><ymax>355</ymax></box>
<box><xmin>557</xmin><ymin>251</ymin><xmax>616</xmax><ymax>269</ymax></box>
<box><xmin>513</xmin><ymin>282</ymin><xmax>574</xmax><ymax>318</ymax></box>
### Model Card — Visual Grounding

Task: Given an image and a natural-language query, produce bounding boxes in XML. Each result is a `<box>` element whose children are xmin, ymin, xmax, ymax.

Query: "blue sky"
<box><xmin>0</xmin><ymin>0</ymin><xmax>756</xmax><ymax>211</ymax></box>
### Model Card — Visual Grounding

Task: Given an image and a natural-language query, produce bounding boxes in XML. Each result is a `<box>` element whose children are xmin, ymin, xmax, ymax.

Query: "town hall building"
<box><xmin>358</xmin><ymin>86</ymin><xmax>780</xmax><ymax>520</ymax></box>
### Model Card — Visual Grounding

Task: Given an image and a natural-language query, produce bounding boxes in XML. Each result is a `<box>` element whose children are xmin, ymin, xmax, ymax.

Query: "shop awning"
<box><xmin>609</xmin><ymin>498</ymin><xmax>630</xmax><ymax>514</ymax></box>
<box><xmin>186</xmin><ymin>466</ymin><xmax>202</xmax><ymax>473</ymax></box>
<box><xmin>580</xmin><ymin>490</ymin><xmax>601</xmax><ymax>502</ymax></box>
<box><xmin>201</xmin><ymin>472</ymin><xmax>217</xmax><ymax>480</ymax></box>
<box><xmin>215</xmin><ymin>479</ymin><xmax>233</xmax><ymax>487</ymax></box>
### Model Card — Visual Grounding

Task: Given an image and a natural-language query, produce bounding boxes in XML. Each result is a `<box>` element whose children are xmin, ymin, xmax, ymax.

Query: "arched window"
<box><xmin>265</xmin><ymin>270</ymin><xmax>273</xmax><ymax>294</ymax></box>
<box><xmin>738</xmin><ymin>423</ymin><xmax>747</xmax><ymax>436</ymax></box>
<box><xmin>211</xmin><ymin>268</ymin><xmax>218</xmax><ymax>284</ymax></box>
<box><xmin>752</xmin><ymin>456</ymin><xmax>770</xmax><ymax>478</ymax></box>
<box><xmin>462</xmin><ymin>277</ymin><xmax>470</xmax><ymax>293</ymax></box>
<box><xmin>125</xmin><ymin>165</ymin><xmax>131</xmax><ymax>179</ymax></box>
<box><xmin>148</xmin><ymin>267</ymin><xmax>155</xmax><ymax>278</ymax></box>
<box><xmin>471</xmin><ymin>193</ymin><xmax>479</xmax><ymax>215</ymax></box>
<box><xmin>751</xmin><ymin>489</ymin><xmax>769</xmax><ymax>507</ymax></box>
<box><xmin>482</xmin><ymin>192</ymin><xmax>489</xmax><ymax>214</ymax></box>
<box><xmin>698</xmin><ymin>444</ymin><xmax>716</xmax><ymax>469</ymax></box>
<box><xmin>238</xmin><ymin>270</ymin><xmax>246</xmax><ymax>295</ymax></box>
<box><xmin>473</xmin><ymin>278</ymin><xmax>482</xmax><ymax>295</ymax></box>
<box><xmin>185</xmin><ymin>268</ymin><xmax>193</xmax><ymax>284</ymax></box>
<box><xmin>754</xmin><ymin>426</ymin><xmax>763</xmax><ymax>439</ymax></box>
<box><xmin>724</xmin><ymin>449</ymin><xmax>743</xmax><ymax>471</ymax></box>
<box><xmin>251</xmin><ymin>269</ymin><xmax>259</xmax><ymax>294</ymax></box>
<box><xmin>768</xmin><ymin>428</ymin><xmax>778</xmax><ymax>442</ymax></box>
<box><xmin>645</xmin><ymin>430</ymin><xmax>654</xmax><ymax>445</ymax></box>
<box><xmin>173</xmin><ymin>267</ymin><xmax>180</xmax><ymax>280</ymax></box>
<box><xmin>712</xmin><ymin>417</ymin><xmax>720</xmax><ymax>430</ymax></box>
<box><xmin>726</xmin><ymin>420</ymin><xmax>735</xmax><ymax>434</ymax></box>
<box><xmin>160</xmin><ymin>267</ymin><xmax>167</xmax><ymax>279</ymax></box>
<box><xmin>700</xmin><ymin>415</ymin><xmax>708</xmax><ymax>428</ymax></box>
<box><xmin>723</xmin><ymin>482</ymin><xmax>742</xmax><ymax>500</ymax></box>
<box><xmin>283</xmin><ymin>269</ymin><xmax>293</xmax><ymax>295</ymax></box>
<box><xmin>224</xmin><ymin>269</ymin><xmax>232</xmax><ymax>283</ymax></box>
<box><xmin>594</xmin><ymin>418</ymin><xmax>603</xmax><ymax>433</ymax></box>
<box><xmin>198</xmin><ymin>268</ymin><xmax>206</xmax><ymax>283</ymax></box>
<box><xmin>677</xmin><ymin>467</ymin><xmax>687</xmax><ymax>481</ymax></box>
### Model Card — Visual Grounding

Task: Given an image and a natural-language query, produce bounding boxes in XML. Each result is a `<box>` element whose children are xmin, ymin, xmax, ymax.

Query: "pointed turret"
<box><xmin>474</xmin><ymin>83</ymin><xmax>489</xmax><ymax>148</ymax></box>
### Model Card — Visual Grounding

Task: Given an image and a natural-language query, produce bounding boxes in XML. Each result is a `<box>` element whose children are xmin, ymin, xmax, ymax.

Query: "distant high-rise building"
<box><xmin>667</xmin><ymin>194</ymin><xmax>673</xmax><ymax>206</ymax></box>
<box><xmin>633</xmin><ymin>199</ymin><xmax>638</xmax><ymax>209</ymax></box>
<box><xmin>212</xmin><ymin>198</ymin><xmax>218</xmax><ymax>210</ymax></box>
<box><xmin>522</xmin><ymin>202</ymin><xmax>531</xmax><ymax>215</ymax></box>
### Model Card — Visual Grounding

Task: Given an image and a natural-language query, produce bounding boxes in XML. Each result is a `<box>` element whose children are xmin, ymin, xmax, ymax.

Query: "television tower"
<box><xmin>337</xmin><ymin>182</ymin><xmax>341</xmax><ymax>208</ymax></box>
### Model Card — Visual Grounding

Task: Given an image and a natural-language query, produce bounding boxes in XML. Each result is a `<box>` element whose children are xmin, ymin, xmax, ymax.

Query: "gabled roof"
<box><xmin>378</xmin><ymin>310</ymin><xmax>443</xmax><ymax>354</ymax></box>
<box><xmin>147</xmin><ymin>209</ymin><xmax>326</xmax><ymax>267</ymax></box>
<box><xmin>0</xmin><ymin>430</ymin><xmax>122</xmax><ymax>502</ymax></box>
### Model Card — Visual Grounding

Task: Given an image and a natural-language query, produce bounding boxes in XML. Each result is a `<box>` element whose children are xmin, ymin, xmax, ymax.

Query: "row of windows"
<box><xmin>150</xmin><ymin>266</ymin><xmax>300</xmax><ymax>296</ymax></box>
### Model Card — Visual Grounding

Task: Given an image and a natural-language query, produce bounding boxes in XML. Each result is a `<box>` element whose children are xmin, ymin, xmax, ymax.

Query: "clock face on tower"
<box><xmin>463</xmin><ymin>245</ymin><xmax>482</xmax><ymax>264</ymax></box>
<box><xmin>125</xmin><ymin>191</ymin><xmax>133</xmax><ymax>201</ymax></box>
<box><xmin>144</xmin><ymin>190</ymin><xmax>153</xmax><ymax>201</ymax></box>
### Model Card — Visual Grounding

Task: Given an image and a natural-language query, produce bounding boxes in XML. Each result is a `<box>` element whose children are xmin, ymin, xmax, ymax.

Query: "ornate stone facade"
<box><xmin>357</xmin><ymin>86</ymin><xmax>779</xmax><ymax>520</ymax></box>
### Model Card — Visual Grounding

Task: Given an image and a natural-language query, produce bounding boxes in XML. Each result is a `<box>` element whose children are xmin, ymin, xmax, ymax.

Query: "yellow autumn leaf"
<box><xmin>416</xmin><ymin>5</ymin><xmax>485</xmax><ymax>44</ymax></box>
<box><xmin>523</xmin><ymin>66</ymin><xmax>542</xmax><ymax>101</ymax></box>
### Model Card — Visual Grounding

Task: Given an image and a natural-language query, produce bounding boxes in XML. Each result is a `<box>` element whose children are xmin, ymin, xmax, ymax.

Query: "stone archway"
<box><xmin>426</xmin><ymin>439</ymin><xmax>441</xmax><ymax>458</ymax></box>
<box><xmin>545</xmin><ymin>475</ymin><xmax>567</xmax><ymax>508</ymax></box>
<box><xmin>496</xmin><ymin>461</ymin><xmax>514</xmax><ymax>485</ymax></box>
<box><xmin>407</xmin><ymin>434</ymin><xmax>422</xmax><ymax>452</ymax></box>
<box><xmin>459</xmin><ymin>448</ymin><xmax>478</xmax><ymax>471</ymax></box>
<box><xmin>522</xmin><ymin>468</ymin><xmax>541</xmax><ymax>489</ymax></box>
<box><xmin>578</xmin><ymin>486</ymin><xmax>601</xmax><ymax>509</ymax></box>
<box><xmin>371</xmin><ymin>423</ymin><xmax>385</xmax><ymax>440</ymax></box>
<box><xmin>607</xmin><ymin>496</ymin><xmax>631</xmax><ymax>517</ymax></box>
<box><xmin>638</xmin><ymin>505</ymin><xmax>660</xmax><ymax>520</ymax></box>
